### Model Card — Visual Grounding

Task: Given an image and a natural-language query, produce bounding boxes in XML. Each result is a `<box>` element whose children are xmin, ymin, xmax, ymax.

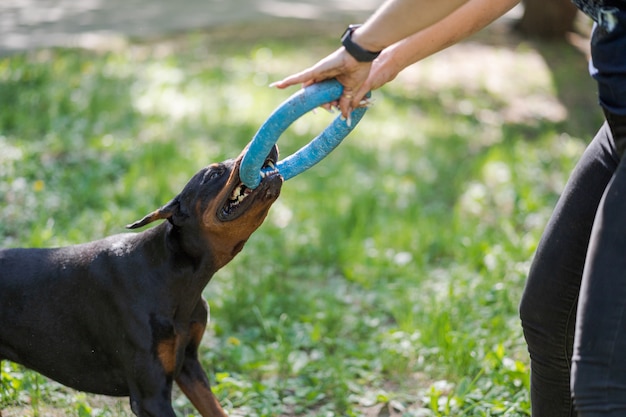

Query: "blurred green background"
<box><xmin>0</xmin><ymin>4</ymin><xmax>602</xmax><ymax>416</ymax></box>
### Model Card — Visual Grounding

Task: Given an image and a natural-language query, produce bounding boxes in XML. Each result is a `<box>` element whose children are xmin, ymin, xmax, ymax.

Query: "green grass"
<box><xmin>0</xmin><ymin>21</ymin><xmax>602</xmax><ymax>416</ymax></box>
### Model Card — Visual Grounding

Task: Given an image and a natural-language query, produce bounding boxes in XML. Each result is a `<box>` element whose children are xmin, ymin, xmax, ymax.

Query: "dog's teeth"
<box><xmin>267</xmin><ymin>161</ymin><xmax>275</xmax><ymax>169</ymax></box>
<box><xmin>231</xmin><ymin>185</ymin><xmax>241</xmax><ymax>200</ymax></box>
<box><xmin>260</xmin><ymin>171</ymin><xmax>266</xmax><ymax>179</ymax></box>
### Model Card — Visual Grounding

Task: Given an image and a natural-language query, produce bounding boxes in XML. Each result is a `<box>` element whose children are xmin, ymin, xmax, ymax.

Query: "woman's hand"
<box><xmin>271</xmin><ymin>48</ymin><xmax>373</xmax><ymax>119</ymax></box>
<box><xmin>358</xmin><ymin>48</ymin><xmax>403</xmax><ymax>95</ymax></box>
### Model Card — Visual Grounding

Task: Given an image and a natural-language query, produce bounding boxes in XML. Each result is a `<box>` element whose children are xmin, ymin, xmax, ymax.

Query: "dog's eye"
<box><xmin>203</xmin><ymin>165</ymin><xmax>225</xmax><ymax>183</ymax></box>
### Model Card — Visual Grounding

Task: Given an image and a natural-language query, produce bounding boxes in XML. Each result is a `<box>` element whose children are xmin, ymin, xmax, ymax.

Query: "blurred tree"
<box><xmin>517</xmin><ymin>0</ymin><xmax>579</xmax><ymax>38</ymax></box>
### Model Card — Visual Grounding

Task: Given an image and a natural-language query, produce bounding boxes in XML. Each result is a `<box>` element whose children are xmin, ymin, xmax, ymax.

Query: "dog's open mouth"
<box><xmin>218</xmin><ymin>148</ymin><xmax>281</xmax><ymax>221</ymax></box>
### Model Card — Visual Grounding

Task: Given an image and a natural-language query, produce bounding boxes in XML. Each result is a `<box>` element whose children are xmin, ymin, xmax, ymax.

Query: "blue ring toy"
<box><xmin>240</xmin><ymin>79</ymin><xmax>369</xmax><ymax>189</ymax></box>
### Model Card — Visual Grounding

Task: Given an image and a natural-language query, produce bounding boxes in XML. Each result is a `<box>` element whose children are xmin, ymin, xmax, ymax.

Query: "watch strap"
<box><xmin>341</xmin><ymin>24</ymin><xmax>381</xmax><ymax>63</ymax></box>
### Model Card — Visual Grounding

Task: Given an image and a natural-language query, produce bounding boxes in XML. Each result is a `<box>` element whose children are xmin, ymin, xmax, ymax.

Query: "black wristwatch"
<box><xmin>341</xmin><ymin>24</ymin><xmax>381</xmax><ymax>63</ymax></box>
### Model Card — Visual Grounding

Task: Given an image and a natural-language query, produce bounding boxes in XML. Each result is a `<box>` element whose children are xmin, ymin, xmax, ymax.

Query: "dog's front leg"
<box><xmin>129</xmin><ymin>383</ymin><xmax>177</xmax><ymax>417</ymax></box>
<box><xmin>175</xmin><ymin>304</ymin><xmax>227</xmax><ymax>417</ymax></box>
<box><xmin>127</xmin><ymin>358</ymin><xmax>178</xmax><ymax>417</ymax></box>
<box><xmin>176</xmin><ymin>354</ymin><xmax>227</xmax><ymax>417</ymax></box>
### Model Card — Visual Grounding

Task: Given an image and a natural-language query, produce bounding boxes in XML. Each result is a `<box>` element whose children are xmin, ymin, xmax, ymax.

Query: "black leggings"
<box><xmin>520</xmin><ymin>113</ymin><xmax>626</xmax><ymax>416</ymax></box>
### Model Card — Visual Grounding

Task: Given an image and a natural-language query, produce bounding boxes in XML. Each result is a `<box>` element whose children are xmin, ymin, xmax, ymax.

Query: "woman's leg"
<box><xmin>520</xmin><ymin>122</ymin><xmax>618</xmax><ymax>417</ymax></box>
<box><xmin>570</xmin><ymin>113</ymin><xmax>626</xmax><ymax>415</ymax></box>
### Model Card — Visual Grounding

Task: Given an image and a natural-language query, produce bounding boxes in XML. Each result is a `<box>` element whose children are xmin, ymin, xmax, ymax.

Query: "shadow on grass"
<box><xmin>473</xmin><ymin>20</ymin><xmax>603</xmax><ymax>140</ymax></box>
<box><xmin>531</xmin><ymin>36</ymin><xmax>604</xmax><ymax>139</ymax></box>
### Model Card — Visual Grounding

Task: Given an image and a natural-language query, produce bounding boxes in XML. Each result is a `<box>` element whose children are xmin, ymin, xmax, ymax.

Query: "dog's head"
<box><xmin>127</xmin><ymin>145</ymin><xmax>283</xmax><ymax>268</ymax></box>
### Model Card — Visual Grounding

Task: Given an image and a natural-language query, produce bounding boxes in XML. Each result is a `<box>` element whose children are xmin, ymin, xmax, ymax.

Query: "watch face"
<box><xmin>341</xmin><ymin>27</ymin><xmax>353</xmax><ymax>41</ymax></box>
<box><xmin>342</xmin><ymin>24</ymin><xmax>360</xmax><ymax>40</ymax></box>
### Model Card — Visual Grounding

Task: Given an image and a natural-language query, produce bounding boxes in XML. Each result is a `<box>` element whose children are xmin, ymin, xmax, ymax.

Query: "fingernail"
<box><xmin>269</xmin><ymin>81</ymin><xmax>280</xmax><ymax>88</ymax></box>
<box><xmin>346</xmin><ymin>114</ymin><xmax>352</xmax><ymax>128</ymax></box>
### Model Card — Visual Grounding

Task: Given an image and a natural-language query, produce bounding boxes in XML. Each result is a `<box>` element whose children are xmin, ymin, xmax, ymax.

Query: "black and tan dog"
<box><xmin>0</xmin><ymin>146</ymin><xmax>282</xmax><ymax>417</ymax></box>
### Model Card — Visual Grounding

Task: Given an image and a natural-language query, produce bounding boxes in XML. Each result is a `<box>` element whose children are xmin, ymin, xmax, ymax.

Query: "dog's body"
<box><xmin>0</xmin><ymin>146</ymin><xmax>282</xmax><ymax>417</ymax></box>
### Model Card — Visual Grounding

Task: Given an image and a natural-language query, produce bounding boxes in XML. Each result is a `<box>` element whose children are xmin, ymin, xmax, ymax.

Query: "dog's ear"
<box><xmin>126</xmin><ymin>198</ymin><xmax>180</xmax><ymax>229</ymax></box>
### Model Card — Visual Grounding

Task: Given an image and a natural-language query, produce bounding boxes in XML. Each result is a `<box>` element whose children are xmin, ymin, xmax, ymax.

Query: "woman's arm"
<box><xmin>360</xmin><ymin>0</ymin><xmax>520</xmax><ymax>95</ymax></box>
<box><xmin>272</xmin><ymin>0</ymin><xmax>520</xmax><ymax>117</ymax></box>
<box><xmin>350</xmin><ymin>0</ymin><xmax>469</xmax><ymax>53</ymax></box>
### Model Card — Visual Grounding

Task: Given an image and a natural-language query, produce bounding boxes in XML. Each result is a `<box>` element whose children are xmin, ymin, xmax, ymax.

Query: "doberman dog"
<box><xmin>0</xmin><ymin>145</ymin><xmax>282</xmax><ymax>417</ymax></box>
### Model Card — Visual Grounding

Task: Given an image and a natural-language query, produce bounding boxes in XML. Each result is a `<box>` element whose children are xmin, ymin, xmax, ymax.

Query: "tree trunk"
<box><xmin>516</xmin><ymin>0</ymin><xmax>579</xmax><ymax>38</ymax></box>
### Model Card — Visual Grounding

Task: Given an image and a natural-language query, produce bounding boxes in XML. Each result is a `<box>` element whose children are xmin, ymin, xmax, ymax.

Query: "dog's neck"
<box><xmin>160</xmin><ymin>221</ymin><xmax>227</xmax><ymax>278</ymax></box>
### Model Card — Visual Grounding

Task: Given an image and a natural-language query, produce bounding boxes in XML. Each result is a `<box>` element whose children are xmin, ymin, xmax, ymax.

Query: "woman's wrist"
<box><xmin>350</xmin><ymin>0</ymin><xmax>470</xmax><ymax>53</ymax></box>
<box><xmin>341</xmin><ymin>25</ymin><xmax>382</xmax><ymax>62</ymax></box>
<box><xmin>351</xmin><ymin>26</ymin><xmax>386</xmax><ymax>55</ymax></box>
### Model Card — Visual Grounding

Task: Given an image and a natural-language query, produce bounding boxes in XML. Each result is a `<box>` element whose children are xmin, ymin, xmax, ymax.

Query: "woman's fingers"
<box><xmin>269</xmin><ymin>49</ymin><xmax>374</xmax><ymax>121</ymax></box>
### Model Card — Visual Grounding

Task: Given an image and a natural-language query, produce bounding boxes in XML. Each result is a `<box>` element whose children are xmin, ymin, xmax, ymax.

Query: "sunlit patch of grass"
<box><xmin>1</xmin><ymin>20</ymin><xmax>602</xmax><ymax>416</ymax></box>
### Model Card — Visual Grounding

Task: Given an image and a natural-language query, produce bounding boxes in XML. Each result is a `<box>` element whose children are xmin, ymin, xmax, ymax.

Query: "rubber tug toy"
<box><xmin>239</xmin><ymin>79</ymin><xmax>370</xmax><ymax>189</ymax></box>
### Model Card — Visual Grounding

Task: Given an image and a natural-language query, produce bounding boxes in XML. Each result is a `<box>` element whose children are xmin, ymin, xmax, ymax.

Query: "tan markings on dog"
<box><xmin>232</xmin><ymin>240</ymin><xmax>247</xmax><ymax>256</ymax></box>
<box><xmin>197</xmin><ymin>150</ymin><xmax>281</xmax><ymax>272</ymax></box>
<box><xmin>203</xmin><ymin>212</ymin><xmax>273</xmax><ymax>269</ymax></box>
<box><xmin>157</xmin><ymin>336</ymin><xmax>178</xmax><ymax>375</ymax></box>
<box><xmin>177</xmin><ymin>376</ymin><xmax>227</xmax><ymax>417</ymax></box>
<box><xmin>188</xmin><ymin>321</ymin><xmax>206</xmax><ymax>349</ymax></box>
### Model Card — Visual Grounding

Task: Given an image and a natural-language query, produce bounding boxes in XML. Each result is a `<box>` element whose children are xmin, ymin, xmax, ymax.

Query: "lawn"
<box><xmin>0</xmin><ymin>19</ymin><xmax>602</xmax><ymax>417</ymax></box>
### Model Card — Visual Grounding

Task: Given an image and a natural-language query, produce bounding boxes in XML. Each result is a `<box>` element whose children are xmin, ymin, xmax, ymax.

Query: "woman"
<box><xmin>272</xmin><ymin>0</ymin><xmax>626</xmax><ymax>415</ymax></box>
